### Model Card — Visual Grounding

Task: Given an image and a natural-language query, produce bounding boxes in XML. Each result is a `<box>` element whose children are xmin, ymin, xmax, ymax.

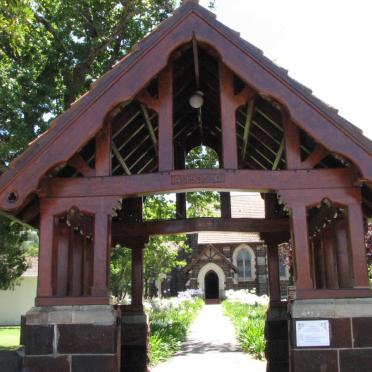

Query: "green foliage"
<box><xmin>222</xmin><ymin>300</ymin><xmax>267</xmax><ymax>360</ymax></box>
<box><xmin>110</xmin><ymin>246</ymin><xmax>131</xmax><ymax>301</ymax></box>
<box><xmin>144</xmin><ymin>194</ymin><xmax>176</xmax><ymax>220</ymax></box>
<box><xmin>144</xmin><ymin>234</ymin><xmax>189</xmax><ymax>296</ymax></box>
<box><xmin>0</xmin><ymin>0</ymin><xmax>176</xmax><ymax>169</ymax></box>
<box><xmin>0</xmin><ymin>327</ymin><xmax>21</xmax><ymax>351</ymax></box>
<box><xmin>149</xmin><ymin>297</ymin><xmax>204</xmax><ymax>365</ymax></box>
<box><xmin>142</xmin><ymin>194</ymin><xmax>189</xmax><ymax>295</ymax></box>
<box><xmin>0</xmin><ymin>0</ymin><xmax>177</xmax><ymax>288</ymax></box>
<box><xmin>185</xmin><ymin>145</ymin><xmax>220</xmax><ymax>218</ymax></box>
<box><xmin>185</xmin><ymin>145</ymin><xmax>219</xmax><ymax>169</ymax></box>
<box><xmin>0</xmin><ymin>216</ymin><xmax>29</xmax><ymax>290</ymax></box>
<box><xmin>21</xmin><ymin>230</ymin><xmax>39</xmax><ymax>257</ymax></box>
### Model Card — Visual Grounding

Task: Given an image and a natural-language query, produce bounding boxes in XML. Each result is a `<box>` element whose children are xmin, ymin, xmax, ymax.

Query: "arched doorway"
<box><xmin>205</xmin><ymin>270</ymin><xmax>219</xmax><ymax>299</ymax></box>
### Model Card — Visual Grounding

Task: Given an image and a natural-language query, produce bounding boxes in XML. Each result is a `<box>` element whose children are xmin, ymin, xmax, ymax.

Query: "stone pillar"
<box><xmin>120</xmin><ymin>306</ymin><xmax>149</xmax><ymax>372</ymax></box>
<box><xmin>22</xmin><ymin>306</ymin><xmax>119</xmax><ymax>371</ymax></box>
<box><xmin>120</xmin><ymin>236</ymin><xmax>149</xmax><ymax>372</ymax></box>
<box><xmin>290</xmin><ymin>298</ymin><xmax>372</xmax><ymax>372</ymax></box>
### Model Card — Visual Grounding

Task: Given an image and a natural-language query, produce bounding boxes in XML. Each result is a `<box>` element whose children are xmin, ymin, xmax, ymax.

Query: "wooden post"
<box><xmin>283</xmin><ymin>118</ymin><xmax>301</xmax><ymax>170</ymax></box>
<box><xmin>267</xmin><ymin>241</ymin><xmax>281</xmax><ymax>304</ymax></box>
<box><xmin>132</xmin><ymin>246</ymin><xmax>144</xmax><ymax>306</ymax></box>
<box><xmin>291</xmin><ymin>204</ymin><xmax>313</xmax><ymax>290</ymax></box>
<box><xmin>347</xmin><ymin>203</ymin><xmax>370</xmax><ymax>288</ymax></box>
<box><xmin>176</xmin><ymin>193</ymin><xmax>187</xmax><ymax>219</ymax></box>
<box><xmin>313</xmin><ymin>235</ymin><xmax>326</xmax><ymax>289</ymax></box>
<box><xmin>219</xmin><ymin>63</ymin><xmax>238</xmax><ymax>169</ymax></box>
<box><xmin>129</xmin><ymin>237</ymin><xmax>148</xmax><ymax>307</ymax></box>
<box><xmin>334</xmin><ymin>219</ymin><xmax>353</xmax><ymax>288</ymax></box>
<box><xmin>175</xmin><ymin>146</ymin><xmax>186</xmax><ymax>219</ymax></box>
<box><xmin>220</xmin><ymin>192</ymin><xmax>231</xmax><ymax>218</ymax></box>
<box><xmin>55</xmin><ymin>223</ymin><xmax>69</xmax><ymax>296</ymax></box>
<box><xmin>95</xmin><ymin>123</ymin><xmax>112</xmax><ymax>176</ymax></box>
<box><xmin>158</xmin><ymin>66</ymin><xmax>173</xmax><ymax>172</ymax></box>
<box><xmin>37</xmin><ymin>205</ymin><xmax>54</xmax><ymax>298</ymax></box>
<box><xmin>91</xmin><ymin>211</ymin><xmax>110</xmax><ymax>297</ymax></box>
<box><xmin>70</xmin><ymin>231</ymin><xmax>83</xmax><ymax>296</ymax></box>
<box><xmin>322</xmin><ymin>225</ymin><xmax>339</xmax><ymax>289</ymax></box>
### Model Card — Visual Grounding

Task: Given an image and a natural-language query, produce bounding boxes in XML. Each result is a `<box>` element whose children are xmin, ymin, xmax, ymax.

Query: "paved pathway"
<box><xmin>151</xmin><ymin>304</ymin><xmax>267</xmax><ymax>372</ymax></box>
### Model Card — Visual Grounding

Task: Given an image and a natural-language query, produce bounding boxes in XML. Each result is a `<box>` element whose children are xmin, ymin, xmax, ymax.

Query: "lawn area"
<box><xmin>222</xmin><ymin>290</ymin><xmax>269</xmax><ymax>360</ymax></box>
<box><xmin>0</xmin><ymin>327</ymin><xmax>21</xmax><ymax>351</ymax></box>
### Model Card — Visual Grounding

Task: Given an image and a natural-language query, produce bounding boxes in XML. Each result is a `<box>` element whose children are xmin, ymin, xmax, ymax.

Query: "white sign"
<box><xmin>296</xmin><ymin>320</ymin><xmax>330</xmax><ymax>347</ymax></box>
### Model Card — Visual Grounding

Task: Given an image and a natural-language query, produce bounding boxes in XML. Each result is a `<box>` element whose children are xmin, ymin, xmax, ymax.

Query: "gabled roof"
<box><xmin>184</xmin><ymin>243</ymin><xmax>238</xmax><ymax>273</ymax></box>
<box><xmin>0</xmin><ymin>0</ymin><xmax>371</xmax><ymax>214</ymax></box>
<box><xmin>198</xmin><ymin>192</ymin><xmax>264</xmax><ymax>244</ymax></box>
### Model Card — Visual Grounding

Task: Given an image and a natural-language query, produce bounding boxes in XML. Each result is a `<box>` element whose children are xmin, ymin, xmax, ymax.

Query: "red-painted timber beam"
<box><xmin>41</xmin><ymin>168</ymin><xmax>357</xmax><ymax>199</ymax></box>
<box><xmin>111</xmin><ymin>217</ymin><xmax>289</xmax><ymax>242</ymax></box>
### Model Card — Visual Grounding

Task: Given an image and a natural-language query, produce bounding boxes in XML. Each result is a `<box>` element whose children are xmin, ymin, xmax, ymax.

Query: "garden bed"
<box><xmin>148</xmin><ymin>291</ymin><xmax>204</xmax><ymax>366</ymax></box>
<box><xmin>222</xmin><ymin>290</ymin><xmax>268</xmax><ymax>360</ymax></box>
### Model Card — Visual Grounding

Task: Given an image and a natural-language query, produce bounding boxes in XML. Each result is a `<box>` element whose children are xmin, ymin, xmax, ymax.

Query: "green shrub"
<box><xmin>149</xmin><ymin>297</ymin><xmax>204</xmax><ymax>366</ymax></box>
<box><xmin>222</xmin><ymin>300</ymin><xmax>267</xmax><ymax>360</ymax></box>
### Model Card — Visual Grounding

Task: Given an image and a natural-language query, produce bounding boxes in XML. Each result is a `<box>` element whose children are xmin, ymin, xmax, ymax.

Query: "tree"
<box><xmin>0</xmin><ymin>0</ymin><xmax>217</xmax><ymax>290</ymax></box>
<box><xmin>0</xmin><ymin>215</ymin><xmax>29</xmax><ymax>290</ymax></box>
<box><xmin>0</xmin><ymin>0</ymin><xmax>177</xmax><ymax>167</ymax></box>
<box><xmin>185</xmin><ymin>145</ymin><xmax>220</xmax><ymax>217</ymax></box>
<box><xmin>110</xmin><ymin>246</ymin><xmax>132</xmax><ymax>302</ymax></box>
<box><xmin>0</xmin><ymin>0</ymin><xmax>177</xmax><ymax>288</ymax></box>
<box><xmin>143</xmin><ymin>194</ymin><xmax>188</xmax><ymax>296</ymax></box>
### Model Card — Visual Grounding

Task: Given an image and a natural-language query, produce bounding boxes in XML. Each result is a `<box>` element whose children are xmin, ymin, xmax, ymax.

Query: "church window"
<box><xmin>237</xmin><ymin>249</ymin><xmax>252</xmax><ymax>280</ymax></box>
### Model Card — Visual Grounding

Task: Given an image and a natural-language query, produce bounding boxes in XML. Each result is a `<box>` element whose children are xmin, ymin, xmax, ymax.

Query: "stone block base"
<box><xmin>265</xmin><ymin>303</ymin><xmax>289</xmax><ymax>372</ymax></box>
<box><xmin>0</xmin><ymin>351</ymin><xmax>22</xmax><ymax>372</ymax></box>
<box><xmin>120</xmin><ymin>306</ymin><xmax>149</xmax><ymax>372</ymax></box>
<box><xmin>290</xmin><ymin>298</ymin><xmax>372</xmax><ymax>372</ymax></box>
<box><xmin>22</xmin><ymin>305</ymin><xmax>120</xmax><ymax>372</ymax></box>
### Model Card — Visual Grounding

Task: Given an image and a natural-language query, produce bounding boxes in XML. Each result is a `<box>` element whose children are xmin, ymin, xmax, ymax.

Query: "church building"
<box><xmin>177</xmin><ymin>193</ymin><xmax>291</xmax><ymax>299</ymax></box>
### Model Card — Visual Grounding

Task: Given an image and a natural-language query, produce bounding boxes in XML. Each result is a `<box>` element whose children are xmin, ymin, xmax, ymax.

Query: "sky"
<box><xmin>199</xmin><ymin>0</ymin><xmax>372</xmax><ymax>140</ymax></box>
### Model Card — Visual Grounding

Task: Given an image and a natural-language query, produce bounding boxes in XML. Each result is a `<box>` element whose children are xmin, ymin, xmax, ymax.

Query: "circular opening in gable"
<box><xmin>7</xmin><ymin>191</ymin><xmax>18</xmax><ymax>203</ymax></box>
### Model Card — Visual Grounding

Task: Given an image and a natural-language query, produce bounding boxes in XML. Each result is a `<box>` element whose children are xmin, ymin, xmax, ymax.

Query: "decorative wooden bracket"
<box><xmin>68</xmin><ymin>154</ymin><xmax>95</xmax><ymax>177</ymax></box>
<box><xmin>283</xmin><ymin>117</ymin><xmax>330</xmax><ymax>170</ymax></box>
<box><xmin>301</xmin><ymin>144</ymin><xmax>329</xmax><ymax>169</ymax></box>
<box><xmin>136</xmin><ymin>90</ymin><xmax>160</xmax><ymax>111</ymax></box>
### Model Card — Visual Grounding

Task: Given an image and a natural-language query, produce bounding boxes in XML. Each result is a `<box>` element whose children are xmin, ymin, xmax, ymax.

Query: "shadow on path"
<box><xmin>151</xmin><ymin>304</ymin><xmax>266</xmax><ymax>372</ymax></box>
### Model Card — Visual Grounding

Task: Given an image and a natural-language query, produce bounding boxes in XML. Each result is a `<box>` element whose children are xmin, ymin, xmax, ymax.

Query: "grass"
<box><xmin>149</xmin><ymin>297</ymin><xmax>204</xmax><ymax>366</ymax></box>
<box><xmin>0</xmin><ymin>327</ymin><xmax>21</xmax><ymax>351</ymax></box>
<box><xmin>222</xmin><ymin>300</ymin><xmax>267</xmax><ymax>360</ymax></box>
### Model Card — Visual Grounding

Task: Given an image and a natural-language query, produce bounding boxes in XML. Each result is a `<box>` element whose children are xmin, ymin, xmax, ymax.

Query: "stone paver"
<box><xmin>151</xmin><ymin>304</ymin><xmax>267</xmax><ymax>372</ymax></box>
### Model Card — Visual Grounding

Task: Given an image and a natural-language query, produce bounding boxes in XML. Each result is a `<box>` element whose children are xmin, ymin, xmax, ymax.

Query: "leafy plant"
<box><xmin>148</xmin><ymin>296</ymin><xmax>204</xmax><ymax>365</ymax></box>
<box><xmin>222</xmin><ymin>299</ymin><xmax>267</xmax><ymax>360</ymax></box>
<box><xmin>0</xmin><ymin>216</ymin><xmax>29</xmax><ymax>290</ymax></box>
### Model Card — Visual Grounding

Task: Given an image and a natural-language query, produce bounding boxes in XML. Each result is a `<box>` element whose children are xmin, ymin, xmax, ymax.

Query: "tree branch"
<box><xmin>90</xmin><ymin>0</ymin><xmax>137</xmax><ymax>59</ymax></box>
<box><xmin>33</xmin><ymin>12</ymin><xmax>66</xmax><ymax>52</ymax></box>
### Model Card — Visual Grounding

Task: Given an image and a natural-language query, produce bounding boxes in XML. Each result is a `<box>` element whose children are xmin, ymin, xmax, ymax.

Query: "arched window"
<box><xmin>237</xmin><ymin>249</ymin><xmax>252</xmax><ymax>280</ymax></box>
<box><xmin>232</xmin><ymin>244</ymin><xmax>255</xmax><ymax>282</ymax></box>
